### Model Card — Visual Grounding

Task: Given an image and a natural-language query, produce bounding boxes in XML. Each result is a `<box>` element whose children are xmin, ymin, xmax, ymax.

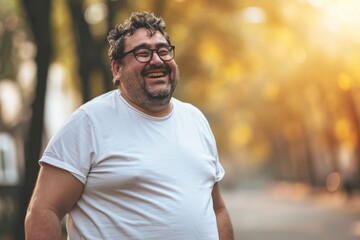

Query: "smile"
<box><xmin>145</xmin><ymin>71</ymin><xmax>167</xmax><ymax>78</ymax></box>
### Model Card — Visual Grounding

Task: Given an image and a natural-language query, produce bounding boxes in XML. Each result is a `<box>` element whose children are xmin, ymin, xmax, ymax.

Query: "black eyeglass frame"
<box><xmin>120</xmin><ymin>45</ymin><xmax>176</xmax><ymax>63</ymax></box>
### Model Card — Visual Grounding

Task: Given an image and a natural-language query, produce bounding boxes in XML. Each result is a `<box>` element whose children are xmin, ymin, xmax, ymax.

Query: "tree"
<box><xmin>16</xmin><ymin>0</ymin><xmax>53</xmax><ymax>239</ymax></box>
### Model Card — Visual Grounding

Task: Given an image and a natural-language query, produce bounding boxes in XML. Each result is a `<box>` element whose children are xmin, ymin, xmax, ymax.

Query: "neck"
<box><xmin>120</xmin><ymin>91</ymin><xmax>173</xmax><ymax>117</ymax></box>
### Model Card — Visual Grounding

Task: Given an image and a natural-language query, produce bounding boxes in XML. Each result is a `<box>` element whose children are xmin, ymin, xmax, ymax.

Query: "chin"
<box><xmin>147</xmin><ymin>85</ymin><xmax>173</xmax><ymax>97</ymax></box>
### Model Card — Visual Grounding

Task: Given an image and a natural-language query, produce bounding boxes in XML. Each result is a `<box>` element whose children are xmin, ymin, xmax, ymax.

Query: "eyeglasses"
<box><xmin>121</xmin><ymin>45</ymin><xmax>175</xmax><ymax>63</ymax></box>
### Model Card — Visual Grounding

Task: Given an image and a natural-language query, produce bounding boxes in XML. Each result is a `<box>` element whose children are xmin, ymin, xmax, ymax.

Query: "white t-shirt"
<box><xmin>40</xmin><ymin>90</ymin><xmax>225</xmax><ymax>240</ymax></box>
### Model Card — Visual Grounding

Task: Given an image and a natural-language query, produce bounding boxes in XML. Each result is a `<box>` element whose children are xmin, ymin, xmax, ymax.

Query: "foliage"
<box><xmin>1</xmin><ymin>0</ymin><xmax>360</xmax><ymax>193</ymax></box>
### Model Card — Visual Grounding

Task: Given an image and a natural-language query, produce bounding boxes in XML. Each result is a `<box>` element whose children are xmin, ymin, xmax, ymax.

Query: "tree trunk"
<box><xmin>16</xmin><ymin>0</ymin><xmax>52</xmax><ymax>239</ymax></box>
<box><xmin>68</xmin><ymin>0</ymin><xmax>115</xmax><ymax>102</ymax></box>
<box><xmin>343</xmin><ymin>89</ymin><xmax>360</xmax><ymax>188</ymax></box>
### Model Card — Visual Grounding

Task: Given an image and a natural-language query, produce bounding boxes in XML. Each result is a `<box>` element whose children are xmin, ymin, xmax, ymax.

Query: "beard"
<box><xmin>141</xmin><ymin>64</ymin><xmax>179</xmax><ymax>108</ymax></box>
<box><xmin>144</xmin><ymin>75</ymin><xmax>177</xmax><ymax>103</ymax></box>
<box><xmin>119</xmin><ymin>62</ymin><xmax>179</xmax><ymax>112</ymax></box>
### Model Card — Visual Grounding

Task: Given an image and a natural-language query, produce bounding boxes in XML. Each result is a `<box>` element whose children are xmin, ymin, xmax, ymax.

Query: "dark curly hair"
<box><xmin>107</xmin><ymin>11</ymin><xmax>171</xmax><ymax>63</ymax></box>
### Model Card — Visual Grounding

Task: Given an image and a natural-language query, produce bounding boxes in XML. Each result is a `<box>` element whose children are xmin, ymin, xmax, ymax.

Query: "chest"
<box><xmin>85</xmin><ymin>116</ymin><xmax>217</xmax><ymax>195</ymax></box>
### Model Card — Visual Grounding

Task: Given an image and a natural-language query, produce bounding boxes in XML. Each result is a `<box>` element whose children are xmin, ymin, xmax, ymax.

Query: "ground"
<box><xmin>223</xmin><ymin>182</ymin><xmax>360</xmax><ymax>240</ymax></box>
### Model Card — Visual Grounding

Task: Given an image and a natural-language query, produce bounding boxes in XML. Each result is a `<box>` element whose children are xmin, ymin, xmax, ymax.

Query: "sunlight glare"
<box><xmin>0</xmin><ymin>80</ymin><xmax>22</xmax><ymax>127</ymax></box>
<box><xmin>306</xmin><ymin>0</ymin><xmax>360</xmax><ymax>57</ymax></box>
<box><xmin>45</xmin><ymin>63</ymin><xmax>77</xmax><ymax>137</ymax></box>
<box><xmin>240</xmin><ymin>7</ymin><xmax>267</xmax><ymax>23</ymax></box>
<box><xmin>313</xmin><ymin>0</ymin><xmax>360</xmax><ymax>37</ymax></box>
<box><xmin>307</xmin><ymin>0</ymin><xmax>325</xmax><ymax>8</ymax></box>
<box><xmin>17</xmin><ymin>60</ymin><xmax>36</xmax><ymax>94</ymax></box>
<box><xmin>84</xmin><ymin>2</ymin><xmax>108</xmax><ymax>25</ymax></box>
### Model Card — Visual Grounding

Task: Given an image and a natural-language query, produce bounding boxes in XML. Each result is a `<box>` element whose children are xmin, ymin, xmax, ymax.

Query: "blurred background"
<box><xmin>1</xmin><ymin>0</ymin><xmax>360</xmax><ymax>239</ymax></box>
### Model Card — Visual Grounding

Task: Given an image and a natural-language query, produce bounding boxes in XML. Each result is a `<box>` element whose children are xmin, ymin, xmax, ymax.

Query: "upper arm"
<box><xmin>212</xmin><ymin>182</ymin><xmax>226</xmax><ymax>212</ymax></box>
<box><xmin>28</xmin><ymin>163</ymin><xmax>84</xmax><ymax>219</ymax></box>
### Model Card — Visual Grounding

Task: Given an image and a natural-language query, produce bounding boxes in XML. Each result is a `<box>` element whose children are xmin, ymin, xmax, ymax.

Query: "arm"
<box><xmin>25</xmin><ymin>163</ymin><xmax>84</xmax><ymax>240</ymax></box>
<box><xmin>212</xmin><ymin>182</ymin><xmax>234</xmax><ymax>240</ymax></box>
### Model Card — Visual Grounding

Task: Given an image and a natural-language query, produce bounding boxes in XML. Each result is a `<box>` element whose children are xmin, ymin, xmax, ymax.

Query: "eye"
<box><xmin>135</xmin><ymin>49</ymin><xmax>151</xmax><ymax>57</ymax></box>
<box><xmin>157</xmin><ymin>47</ymin><xmax>170</xmax><ymax>56</ymax></box>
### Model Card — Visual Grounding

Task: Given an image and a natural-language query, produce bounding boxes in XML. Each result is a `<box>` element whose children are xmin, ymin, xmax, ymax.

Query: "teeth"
<box><xmin>146</xmin><ymin>72</ymin><xmax>165</xmax><ymax>78</ymax></box>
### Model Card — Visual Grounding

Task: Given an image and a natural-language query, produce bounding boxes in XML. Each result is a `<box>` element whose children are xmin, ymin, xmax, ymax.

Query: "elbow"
<box><xmin>24</xmin><ymin>207</ymin><xmax>63</xmax><ymax>239</ymax></box>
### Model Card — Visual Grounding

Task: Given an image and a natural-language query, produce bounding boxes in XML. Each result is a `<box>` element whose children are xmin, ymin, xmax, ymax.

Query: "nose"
<box><xmin>149</xmin><ymin>50</ymin><xmax>163</xmax><ymax>65</ymax></box>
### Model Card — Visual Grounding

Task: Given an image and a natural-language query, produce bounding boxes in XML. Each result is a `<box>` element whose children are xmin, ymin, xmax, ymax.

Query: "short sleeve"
<box><xmin>40</xmin><ymin>109</ymin><xmax>97</xmax><ymax>184</ymax></box>
<box><xmin>215</xmin><ymin>155</ymin><xmax>225</xmax><ymax>182</ymax></box>
<box><xmin>193</xmin><ymin>107</ymin><xmax>225</xmax><ymax>183</ymax></box>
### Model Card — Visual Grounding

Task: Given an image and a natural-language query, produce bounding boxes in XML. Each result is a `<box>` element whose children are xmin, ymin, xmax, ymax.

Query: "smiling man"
<box><xmin>25</xmin><ymin>11</ymin><xmax>234</xmax><ymax>240</ymax></box>
<box><xmin>111</xmin><ymin>28</ymin><xmax>178</xmax><ymax>116</ymax></box>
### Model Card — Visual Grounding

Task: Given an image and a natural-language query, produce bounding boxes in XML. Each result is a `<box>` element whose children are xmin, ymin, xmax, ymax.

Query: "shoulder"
<box><xmin>172</xmin><ymin>98</ymin><xmax>205</xmax><ymax>117</ymax></box>
<box><xmin>76</xmin><ymin>90</ymin><xmax>120</xmax><ymax>119</ymax></box>
<box><xmin>57</xmin><ymin>90</ymin><xmax>119</xmax><ymax>130</ymax></box>
<box><xmin>172</xmin><ymin>98</ymin><xmax>210</xmax><ymax>127</ymax></box>
<box><xmin>172</xmin><ymin>98</ymin><xmax>209</xmax><ymax>122</ymax></box>
<box><xmin>172</xmin><ymin>98</ymin><xmax>217</xmax><ymax>146</ymax></box>
<box><xmin>80</xmin><ymin>90</ymin><xmax>118</xmax><ymax>112</ymax></box>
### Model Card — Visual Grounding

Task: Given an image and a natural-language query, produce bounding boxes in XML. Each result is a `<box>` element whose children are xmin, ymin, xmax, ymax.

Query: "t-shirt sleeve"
<box><xmin>193</xmin><ymin>106</ymin><xmax>225</xmax><ymax>182</ymax></box>
<box><xmin>39</xmin><ymin>109</ymin><xmax>96</xmax><ymax>184</ymax></box>
<box><xmin>214</xmin><ymin>154</ymin><xmax>225</xmax><ymax>182</ymax></box>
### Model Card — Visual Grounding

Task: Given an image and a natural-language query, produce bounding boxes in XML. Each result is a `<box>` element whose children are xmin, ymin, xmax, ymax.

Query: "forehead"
<box><xmin>124</xmin><ymin>28</ymin><xmax>168</xmax><ymax>50</ymax></box>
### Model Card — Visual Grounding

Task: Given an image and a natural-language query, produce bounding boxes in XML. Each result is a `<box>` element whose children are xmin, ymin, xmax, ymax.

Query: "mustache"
<box><xmin>142</xmin><ymin>65</ymin><xmax>171</xmax><ymax>74</ymax></box>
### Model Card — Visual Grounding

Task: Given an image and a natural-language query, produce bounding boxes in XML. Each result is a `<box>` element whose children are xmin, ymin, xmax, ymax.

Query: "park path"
<box><xmin>222</xmin><ymin>182</ymin><xmax>360</xmax><ymax>240</ymax></box>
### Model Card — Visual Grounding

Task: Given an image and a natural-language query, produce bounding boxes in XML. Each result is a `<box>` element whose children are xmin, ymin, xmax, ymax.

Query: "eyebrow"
<box><xmin>131</xmin><ymin>42</ymin><xmax>170</xmax><ymax>51</ymax></box>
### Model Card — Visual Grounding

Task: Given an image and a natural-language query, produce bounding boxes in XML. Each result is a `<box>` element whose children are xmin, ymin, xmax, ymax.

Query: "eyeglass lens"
<box><xmin>134</xmin><ymin>46</ymin><xmax>174</xmax><ymax>63</ymax></box>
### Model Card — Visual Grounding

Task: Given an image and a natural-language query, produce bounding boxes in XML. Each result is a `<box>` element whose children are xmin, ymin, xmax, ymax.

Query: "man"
<box><xmin>25</xmin><ymin>11</ymin><xmax>234</xmax><ymax>240</ymax></box>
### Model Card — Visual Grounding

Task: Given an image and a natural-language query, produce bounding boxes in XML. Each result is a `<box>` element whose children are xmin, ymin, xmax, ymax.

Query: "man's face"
<box><xmin>115</xmin><ymin>28</ymin><xmax>179</xmax><ymax>113</ymax></box>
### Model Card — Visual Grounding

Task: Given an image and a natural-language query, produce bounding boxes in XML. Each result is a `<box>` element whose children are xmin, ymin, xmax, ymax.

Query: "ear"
<box><xmin>111</xmin><ymin>60</ymin><xmax>122</xmax><ymax>80</ymax></box>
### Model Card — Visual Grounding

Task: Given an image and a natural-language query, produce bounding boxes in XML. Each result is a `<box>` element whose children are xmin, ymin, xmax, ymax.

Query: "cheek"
<box><xmin>170</xmin><ymin>63</ymin><xmax>179</xmax><ymax>78</ymax></box>
<box><xmin>122</xmin><ymin>64</ymin><xmax>143</xmax><ymax>80</ymax></box>
<box><xmin>121</xmin><ymin>70</ymin><xmax>145</xmax><ymax>91</ymax></box>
